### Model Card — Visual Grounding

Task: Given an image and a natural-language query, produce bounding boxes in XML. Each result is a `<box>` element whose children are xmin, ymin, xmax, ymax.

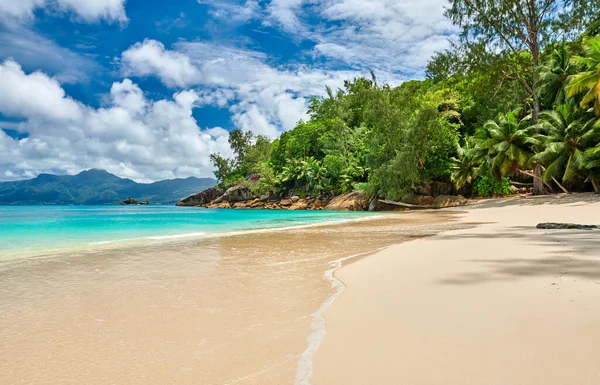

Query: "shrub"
<box><xmin>473</xmin><ymin>174</ymin><xmax>512</xmax><ymax>197</ymax></box>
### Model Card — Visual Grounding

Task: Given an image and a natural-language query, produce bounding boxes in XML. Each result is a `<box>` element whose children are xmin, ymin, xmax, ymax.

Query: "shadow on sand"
<box><xmin>435</xmin><ymin>225</ymin><xmax>600</xmax><ymax>285</ymax></box>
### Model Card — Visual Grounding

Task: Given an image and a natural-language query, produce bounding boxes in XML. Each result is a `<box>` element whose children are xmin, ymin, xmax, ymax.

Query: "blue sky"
<box><xmin>0</xmin><ymin>0</ymin><xmax>456</xmax><ymax>182</ymax></box>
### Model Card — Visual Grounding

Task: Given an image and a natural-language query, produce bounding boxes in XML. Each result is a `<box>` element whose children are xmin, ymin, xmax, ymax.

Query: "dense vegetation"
<box><xmin>211</xmin><ymin>1</ymin><xmax>600</xmax><ymax>200</ymax></box>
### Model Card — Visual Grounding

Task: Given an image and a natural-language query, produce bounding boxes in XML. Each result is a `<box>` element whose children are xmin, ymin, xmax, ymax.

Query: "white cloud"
<box><xmin>198</xmin><ymin>0</ymin><xmax>260</xmax><ymax>23</ymax></box>
<box><xmin>259</xmin><ymin>0</ymin><xmax>457</xmax><ymax>78</ymax></box>
<box><xmin>55</xmin><ymin>0</ymin><xmax>127</xmax><ymax>23</ymax></box>
<box><xmin>0</xmin><ymin>0</ymin><xmax>44</xmax><ymax>20</ymax></box>
<box><xmin>265</xmin><ymin>0</ymin><xmax>305</xmax><ymax>34</ymax></box>
<box><xmin>121</xmin><ymin>39</ymin><xmax>200</xmax><ymax>88</ymax></box>
<box><xmin>122</xmin><ymin>40</ymin><xmax>362</xmax><ymax>138</ymax></box>
<box><xmin>0</xmin><ymin>59</ymin><xmax>83</xmax><ymax>120</ymax></box>
<box><xmin>0</xmin><ymin>61</ymin><xmax>232</xmax><ymax>182</ymax></box>
<box><xmin>0</xmin><ymin>0</ymin><xmax>127</xmax><ymax>22</ymax></box>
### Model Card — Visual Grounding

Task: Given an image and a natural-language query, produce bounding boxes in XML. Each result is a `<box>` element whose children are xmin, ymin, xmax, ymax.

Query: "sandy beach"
<box><xmin>313</xmin><ymin>194</ymin><xmax>600</xmax><ymax>385</ymax></box>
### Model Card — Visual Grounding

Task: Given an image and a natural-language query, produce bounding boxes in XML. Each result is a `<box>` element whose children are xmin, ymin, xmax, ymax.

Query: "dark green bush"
<box><xmin>473</xmin><ymin>174</ymin><xmax>512</xmax><ymax>197</ymax></box>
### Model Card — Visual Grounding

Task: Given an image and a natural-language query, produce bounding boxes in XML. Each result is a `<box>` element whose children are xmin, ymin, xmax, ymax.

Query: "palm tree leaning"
<box><xmin>532</xmin><ymin>101</ymin><xmax>600</xmax><ymax>192</ymax></box>
<box><xmin>566</xmin><ymin>35</ymin><xmax>600</xmax><ymax>116</ymax></box>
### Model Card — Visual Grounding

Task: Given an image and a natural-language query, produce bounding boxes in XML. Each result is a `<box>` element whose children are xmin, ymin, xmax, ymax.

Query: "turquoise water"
<box><xmin>0</xmin><ymin>206</ymin><xmax>376</xmax><ymax>259</ymax></box>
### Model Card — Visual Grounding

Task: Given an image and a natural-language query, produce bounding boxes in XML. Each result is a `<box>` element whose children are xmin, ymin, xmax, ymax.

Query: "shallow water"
<box><xmin>0</xmin><ymin>211</ymin><xmax>458</xmax><ymax>385</ymax></box>
<box><xmin>0</xmin><ymin>206</ymin><xmax>376</xmax><ymax>259</ymax></box>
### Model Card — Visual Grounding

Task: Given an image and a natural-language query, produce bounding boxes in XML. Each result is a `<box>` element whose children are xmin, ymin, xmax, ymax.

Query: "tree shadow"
<box><xmin>435</xmin><ymin>226</ymin><xmax>600</xmax><ymax>285</ymax></box>
<box><xmin>466</xmin><ymin>193</ymin><xmax>599</xmax><ymax>210</ymax></box>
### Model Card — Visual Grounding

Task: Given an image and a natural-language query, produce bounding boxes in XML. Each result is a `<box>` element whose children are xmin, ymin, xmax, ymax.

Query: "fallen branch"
<box><xmin>551</xmin><ymin>177</ymin><xmax>570</xmax><ymax>194</ymax></box>
<box><xmin>378</xmin><ymin>199</ymin><xmax>439</xmax><ymax>210</ymax></box>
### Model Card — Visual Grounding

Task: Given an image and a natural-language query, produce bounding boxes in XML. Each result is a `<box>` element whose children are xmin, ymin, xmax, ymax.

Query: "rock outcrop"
<box><xmin>176</xmin><ymin>187</ymin><xmax>223</xmax><ymax>207</ymax></box>
<box><xmin>119</xmin><ymin>196</ymin><xmax>149</xmax><ymax>205</ymax></box>
<box><xmin>324</xmin><ymin>192</ymin><xmax>369</xmax><ymax>211</ymax></box>
<box><xmin>433</xmin><ymin>194</ymin><xmax>468</xmax><ymax>208</ymax></box>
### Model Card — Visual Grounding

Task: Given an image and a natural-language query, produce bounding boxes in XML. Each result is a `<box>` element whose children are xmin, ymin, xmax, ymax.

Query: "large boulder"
<box><xmin>176</xmin><ymin>187</ymin><xmax>222</xmax><ymax>207</ymax></box>
<box><xmin>325</xmin><ymin>192</ymin><xmax>369</xmax><ymax>211</ymax></box>
<box><xmin>223</xmin><ymin>185</ymin><xmax>252</xmax><ymax>202</ymax></box>
<box><xmin>289</xmin><ymin>199</ymin><xmax>309</xmax><ymax>210</ymax></box>
<box><xmin>433</xmin><ymin>194</ymin><xmax>468</xmax><ymax>208</ymax></box>
<box><xmin>403</xmin><ymin>194</ymin><xmax>435</xmax><ymax>206</ymax></box>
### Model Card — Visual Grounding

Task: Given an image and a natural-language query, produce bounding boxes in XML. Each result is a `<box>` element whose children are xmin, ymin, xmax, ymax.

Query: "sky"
<box><xmin>0</xmin><ymin>0</ymin><xmax>457</xmax><ymax>182</ymax></box>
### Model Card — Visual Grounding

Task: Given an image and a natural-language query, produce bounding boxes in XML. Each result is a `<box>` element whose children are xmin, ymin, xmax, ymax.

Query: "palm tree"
<box><xmin>566</xmin><ymin>35</ymin><xmax>600</xmax><ymax>115</ymax></box>
<box><xmin>450</xmin><ymin>139</ymin><xmax>481</xmax><ymax>189</ymax></box>
<box><xmin>537</xmin><ymin>46</ymin><xmax>574</xmax><ymax>109</ymax></box>
<box><xmin>478</xmin><ymin>111</ymin><xmax>539</xmax><ymax>179</ymax></box>
<box><xmin>302</xmin><ymin>158</ymin><xmax>329</xmax><ymax>194</ymax></box>
<box><xmin>532</xmin><ymin>102</ymin><xmax>600</xmax><ymax>189</ymax></box>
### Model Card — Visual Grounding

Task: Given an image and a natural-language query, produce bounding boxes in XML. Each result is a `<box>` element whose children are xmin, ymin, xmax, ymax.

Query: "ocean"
<box><xmin>0</xmin><ymin>205</ymin><xmax>376</xmax><ymax>260</ymax></box>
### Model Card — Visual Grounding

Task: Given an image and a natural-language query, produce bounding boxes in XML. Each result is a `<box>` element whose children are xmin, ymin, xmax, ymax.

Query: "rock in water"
<box><xmin>536</xmin><ymin>223</ymin><xmax>598</xmax><ymax>230</ymax></box>
<box><xmin>119</xmin><ymin>197</ymin><xmax>149</xmax><ymax>205</ymax></box>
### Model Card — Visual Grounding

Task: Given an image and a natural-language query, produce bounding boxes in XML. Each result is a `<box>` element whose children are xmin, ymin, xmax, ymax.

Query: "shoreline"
<box><xmin>311</xmin><ymin>193</ymin><xmax>600</xmax><ymax>384</ymax></box>
<box><xmin>0</xmin><ymin>211</ymin><xmax>392</xmax><ymax>268</ymax></box>
<box><xmin>294</xmin><ymin>246</ymin><xmax>391</xmax><ymax>385</ymax></box>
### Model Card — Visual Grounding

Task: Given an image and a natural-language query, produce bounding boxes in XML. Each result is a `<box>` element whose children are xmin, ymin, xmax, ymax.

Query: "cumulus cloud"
<box><xmin>0</xmin><ymin>0</ymin><xmax>127</xmax><ymax>22</ymax></box>
<box><xmin>0</xmin><ymin>59</ymin><xmax>83</xmax><ymax>120</ymax></box>
<box><xmin>313</xmin><ymin>0</ymin><xmax>457</xmax><ymax>75</ymax></box>
<box><xmin>259</xmin><ymin>0</ymin><xmax>457</xmax><ymax>78</ymax></box>
<box><xmin>121</xmin><ymin>40</ymin><xmax>363</xmax><ymax>137</ymax></box>
<box><xmin>121</xmin><ymin>39</ymin><xmax>200</xmax><ymax>88</ymax></box>
<box><xmin>0</xmin><ymin>60</ymin><xmax>232</xmax><ymax>182</ymax></box>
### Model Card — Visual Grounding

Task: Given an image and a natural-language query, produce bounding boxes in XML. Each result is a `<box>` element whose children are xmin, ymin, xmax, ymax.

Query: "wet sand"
<box><xmin>312</xmin><ymin>194</ymin><xmax>600</xmax><ymax>385</ymax></box>
<box><xmin>0</xmin><ymin>212</ymin><xmax>460</xmax><ymax>385</ymax></box>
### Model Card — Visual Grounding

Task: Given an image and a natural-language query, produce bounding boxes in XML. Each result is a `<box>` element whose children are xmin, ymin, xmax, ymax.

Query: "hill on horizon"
<box><xmin>0</xmin><ymin>169</ymin><xmax>216</xmax><ymax>205</ymax></box>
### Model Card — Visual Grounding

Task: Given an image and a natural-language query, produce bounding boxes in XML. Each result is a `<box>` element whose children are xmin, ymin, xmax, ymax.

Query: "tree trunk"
<box><xmin>533</xmin><ymin>165</ymin><xmax>548</xmax><ymax>195</ymax></box>
<box><xmin>592</xmin><ymin>179</ymin><xmax>600</xmax><ymax>193</ymax></box>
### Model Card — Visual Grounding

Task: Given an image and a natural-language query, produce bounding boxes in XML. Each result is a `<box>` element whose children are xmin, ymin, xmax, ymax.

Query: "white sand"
<box><xmin>312</xmin><ymin>195</ymin><xmax>600</xmax><ymax>385</ymax></box>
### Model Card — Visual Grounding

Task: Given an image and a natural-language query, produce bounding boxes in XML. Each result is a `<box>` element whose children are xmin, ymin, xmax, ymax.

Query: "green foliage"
<box><xmin>209</xmin><ymin>153</ymin><xmax>234</xmax><ymax>183</ymax></box>
<box><xmin>205</xmin><ymin>31</ymin><xmax>600</xmax><ymax>200</ymax></box>
<box><xmin>567</xmin><ymin>35</ymin><xmax>600</xmax><ymax>115</ymax></box>
<box><xmin>473</xmin><ymin>174</ymin><xmax>512</xmax><ymax>197</ymax></box>
<box><xmin>451</xmin><ymin>139</ymin><xmax>480</xmax><ymax>189</ymax></box>
<box><xmin>532</xmin><ymin>102</ymin><xmax>600</xmax><ymax>184</ymax></box>
<box><xmin>476</xmin><ymin>111</ymin><xmax>538</xmax><ymax>178</ymax></box>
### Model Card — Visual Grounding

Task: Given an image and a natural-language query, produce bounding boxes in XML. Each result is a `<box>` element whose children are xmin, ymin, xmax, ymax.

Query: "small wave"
<box><xmin>146</xmin><ymin>232</ymin><xmax>206</xmax><ymax>240</ymax></box>
<box><xmin>89</xmin><ymin>232</ymin><xmax>207</xmax><ymax>246</ymax></box>
<box><xmin>294</xmin><ymin>246</ymin><xmax>389</xmax><ymax>385</ymax></box>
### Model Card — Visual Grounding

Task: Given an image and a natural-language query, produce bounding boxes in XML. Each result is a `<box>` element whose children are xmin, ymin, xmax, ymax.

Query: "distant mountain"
<box><xmin>0</xmin><ymin>169</ymin><xmax>216</xmax><ymax>205</ymax></box>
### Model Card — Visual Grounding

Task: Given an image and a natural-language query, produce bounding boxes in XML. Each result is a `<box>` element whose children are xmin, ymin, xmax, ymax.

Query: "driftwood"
<box><xmin>378</xmin><ymin>199</ymin><xmax>439</xmax><ymax>210</ymax></box>
<box><xmin>510</xmin><ymin>181</ymin><xmax>533</xmax><ymax>187</ymax></box>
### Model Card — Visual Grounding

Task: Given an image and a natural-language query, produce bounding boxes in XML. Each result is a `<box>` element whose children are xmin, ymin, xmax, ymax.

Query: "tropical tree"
<box><xmin>451</xmin><ymin>139</ymin><xmax>481</xmax><ymax>189</ymax></box>
<box><xmin>478</xmin><ymin>111</ymin><xmax>538</xmax><ymax>179</ymax></box>
<box><xmin>567</xmin><ymin>35</ymin><xmax>600</xmax><ymax>115</ymax></box>
<box><xmin>532</xmin><ymin>102</ymin><xmax>600</xmax><ymax>189</ymax></box>
<box><xmin>537</xmin><ymin>46</ymin><xmax>575</xmax><ymax>109</ymax></box>
<box><xmin>302</xmin><ymin>158</ymin><xmax>329</xmax><ymax>194</ymax></box>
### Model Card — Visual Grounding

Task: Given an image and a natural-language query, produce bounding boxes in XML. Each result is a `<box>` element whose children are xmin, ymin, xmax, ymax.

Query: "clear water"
<box><xmin>0</xmin><ymin>206</ymin><xmax>377</xmax><ymax>259</ymax></box>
